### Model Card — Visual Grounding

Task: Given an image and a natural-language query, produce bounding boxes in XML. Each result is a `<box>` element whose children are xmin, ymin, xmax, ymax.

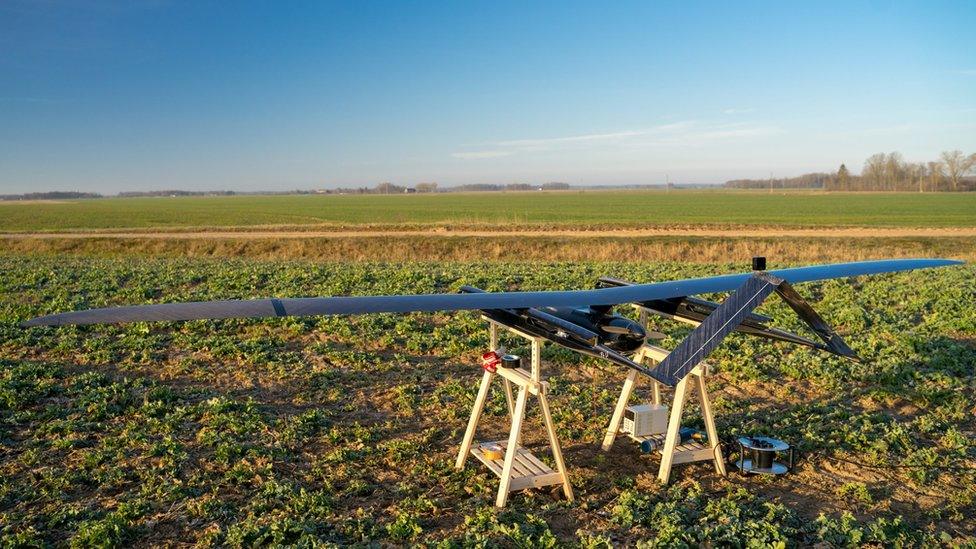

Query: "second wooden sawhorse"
<box><xmin>600</xmin><ymin>344</ymin><xmax>727</xmax><ymax>483</ymax></box>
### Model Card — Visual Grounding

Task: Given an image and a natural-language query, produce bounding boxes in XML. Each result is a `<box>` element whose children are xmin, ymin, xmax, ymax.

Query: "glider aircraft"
<box><xmin>23</xmin><ymin>258</ymin><xmax>962</xmax><ymax>386</ymax></box>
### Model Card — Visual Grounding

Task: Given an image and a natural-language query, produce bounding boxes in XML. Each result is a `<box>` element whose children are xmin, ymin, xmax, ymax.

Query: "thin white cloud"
<box><xmin>451</xmin><ymin>150</ymin><xmax>512</xmax><ymax>160</ymax></box>
<box><xmin>484</xmin><ymin>122</ymin><xmax>701</xmax><ymax>151</ymax></box>
<box><xmin>953</xmin><ymin>69</ymin><xmax>976</xmax><ymax>76</ymax></box>
<box><xmin>697</xmin><ymin>126</ymin><xmax>782</xmax><ymax>139</ymax></box>
<box><xmin>450</xmin><ymin>120</ymin><xmax>783</xmax><ymax>159</ymax></box>
<box><xmin>625</xmin><ymin>123</ymin><xmax>783</xmax><ymax>148</ymax></box>
<box><xmin>496</xmin><ymin>130</ymin><xmax>647</xmax><ymax>148</ymax></box>
<box><xmin>723</xmin><ymin>108</ymin><xmax>755</xmax><ymax>115</ymax></box>
<box><xmin>855</xmin><ymin>124</ymin><xmax>915</xmax><ymax>135</ymax></box>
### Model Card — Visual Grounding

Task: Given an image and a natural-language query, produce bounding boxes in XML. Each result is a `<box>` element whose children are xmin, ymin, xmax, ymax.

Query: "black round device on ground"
<box><xmin>735</xmin><ymin>436</ymin><xmax>794</xmax><ymax>475</ymax></box>
<box><xmin>500</xmin><ymin>354</ymin><xmax>521</xmax><ymax>369</ymax></box>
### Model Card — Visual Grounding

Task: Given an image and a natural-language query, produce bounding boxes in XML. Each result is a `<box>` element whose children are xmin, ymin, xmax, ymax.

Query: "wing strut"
<box><xmin>653</xmin><ymin>272</ymin><xmax>858</xmax><ymax>386</ymax></box>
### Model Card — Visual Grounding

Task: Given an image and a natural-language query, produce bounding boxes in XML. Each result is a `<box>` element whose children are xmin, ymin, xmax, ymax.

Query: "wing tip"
<box><xmin>21</xmin><ymin>314</ymin><xmax>68</xmax><ymax>328</ymax></box>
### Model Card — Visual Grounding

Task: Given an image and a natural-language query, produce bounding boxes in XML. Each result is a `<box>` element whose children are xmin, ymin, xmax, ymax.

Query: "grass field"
<box><xmin>2</xmin><ymin>256</ymin><xmax>974</xmax><ymax>546</ymax></box>
<box><xmin>1</xmin><ymin>191</ymin><xmax>974</xmax><ymax>546</ymax></box>
<box><xmin>2</xmin><ymin>190</ymin><xmax>976</xmax><ymax>231</ymax></box>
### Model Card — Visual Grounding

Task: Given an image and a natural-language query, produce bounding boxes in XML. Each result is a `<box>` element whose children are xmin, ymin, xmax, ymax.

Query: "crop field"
<box><xmin>2</xmin><ymin>190</ymin><xmax>976</xmax><ymax>231</ymax></box>
<box><xmin>1</xmin><ymin>255</ymin><xmax>974</xmax><ymax>546</ymax></box>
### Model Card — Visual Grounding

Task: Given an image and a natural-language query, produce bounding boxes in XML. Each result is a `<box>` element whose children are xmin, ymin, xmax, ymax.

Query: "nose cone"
<box><xmin>600</xmin><ymin>316</ymin><xmax>646</xmax><ymax>353</ymax></box>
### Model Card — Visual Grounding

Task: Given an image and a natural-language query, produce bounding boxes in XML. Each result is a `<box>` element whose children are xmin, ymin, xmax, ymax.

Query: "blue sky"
<box><xmin>1</xmin><ymin>1</ymin><xmax>974</xmax><ymax>193</ymax></box>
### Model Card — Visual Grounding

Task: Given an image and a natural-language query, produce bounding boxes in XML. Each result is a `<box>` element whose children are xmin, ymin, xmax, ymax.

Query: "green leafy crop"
<box><xmin>0</xmin><ymin>256</ymin><xmax>973</xmax><ymax>546</ymax></box>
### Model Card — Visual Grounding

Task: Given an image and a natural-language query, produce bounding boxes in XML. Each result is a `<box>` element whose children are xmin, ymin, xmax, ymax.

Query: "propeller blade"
<box><xmin>598</xmin><ymin>324</ymin><xmax>631</xmax><ymax>335</ymax></box>
<box><xmin>600</xmin><ymin>321</ymin><xmax>665</xmax><ymax>340</ymax></box>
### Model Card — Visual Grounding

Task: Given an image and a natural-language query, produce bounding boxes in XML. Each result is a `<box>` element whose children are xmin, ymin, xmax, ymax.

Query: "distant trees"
<box><xmin>541</xmin><ymin>182</ymin><xmax>571</xmax><ymax>190</ymax></box>
<box><xmin>319</xmin><ymin>181</ymin><xmax>578</xmax><ymax>194</ymax></box>
<box><xmin>836</xmin><ymin>164</ymin><xmax>851</xmax><ymax>191</ymax></box>
<box><xmin>927</xmin><ymin>161</ymin><xmax>944</xmax><ymax>192</ymax></box>
<box><xmin>833</xmin><ymin>150</ymin><xmax>975</xmax><ymax>191</ymax></box>
<box><xmin>941</xmin><ymin>150</ymin><xmax>976</xmax><ymax>192</ymax></box>
<box><xmin>375</xmin><ymin>182</ymin><xmax>406</xmax><ymax>194</ymax></box>
<box><xmin>116</xmin><ymin>190</ymin><xmax>236</xmax><ymax>197</ymax></box>
<box><xmin>724</xmin><ymin>150</ymin><xmax>976</xmax><ymax>191</ymax></box>
<box><xmin>0</xmin><ymin>191</ymin><xmax>103</xmax><ymax>201</ymax></box>
<box><xmin>725</xmin><ymin>173</ymin><xmax>831</xmax><ymax>190</ymax></box>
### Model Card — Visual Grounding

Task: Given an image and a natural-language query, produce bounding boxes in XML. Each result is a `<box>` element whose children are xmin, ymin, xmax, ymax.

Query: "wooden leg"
<box><xmin>503</xmin><ymin>379</ymin><xmax>515</xmax><ymax>418</ymax></box>
<box><xmin>601</xmin><ymin>369</ymin><xmax>639</xmax><ymax>451</ymax></box>
<box><xmin>696</xmin><ymin>374</ymin><xmax>726</xmax><ymax>476</ymax></box>
<box><xmin>652</xmin><ymin>379</ymin><xmax>662</xmax><ymax>406</ymax></box>
<box><xmin>496</xmin><ymin>386</ymin><xmax>529</xmax><ymax>507</ymax></box>
<box><xmin>455</xmin><ymin>370</ymin><xmax>493</xmax><ymax>470</ymax></box>
<box><xmin>538</xmin><ymin>390</ymin><xmax>574</xmax><ymax>501</ymax></box>
<box><xmin>658</xmin><ymin>374</ymin><xmax>690</xmax><ymax>484</ymax></box>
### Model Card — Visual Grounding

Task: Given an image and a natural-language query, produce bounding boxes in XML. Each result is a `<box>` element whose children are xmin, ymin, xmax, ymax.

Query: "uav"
<box><xmin>23</xmin><ymin>258</ymin><xmax>960</xmax><ymax>388</ymax></box>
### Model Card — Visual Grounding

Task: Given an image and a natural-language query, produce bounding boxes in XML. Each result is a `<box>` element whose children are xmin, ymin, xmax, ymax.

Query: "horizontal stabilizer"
<box><xmin>773</xmin><ymin>280</ymin><xmax>860</xmax><ymax>360</ymax></box>
<box><xmin>601</xmin><ymin>275</ymin><xmax>859</xmax><ymax>359</ymax></box>
<box><xmin>654</xmin><ymin>273</ymin><xmax>782</xmax><ymax>385</ymax></box>
<box><xmin>652</xmin><ymin>271</ymin><xmax>860</xmax><ymax>386</ymax></box>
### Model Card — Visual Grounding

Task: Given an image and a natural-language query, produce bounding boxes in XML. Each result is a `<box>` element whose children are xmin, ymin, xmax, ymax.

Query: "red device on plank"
<box><xmin>481</xmin><ymin>350</ymin><xmax>501</xmax><ymax>373</ymax></box>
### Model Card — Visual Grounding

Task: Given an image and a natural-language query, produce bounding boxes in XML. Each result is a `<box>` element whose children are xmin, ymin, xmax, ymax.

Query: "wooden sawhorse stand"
<box><xmin>601</xmin><ymin>344</ymin><xmax>727</xmax><ymax>484</ymax></box>
<box><xmin>455</xmin><ymin>320</ymin><xmax>574</xmax><ymax>507</ymax></box>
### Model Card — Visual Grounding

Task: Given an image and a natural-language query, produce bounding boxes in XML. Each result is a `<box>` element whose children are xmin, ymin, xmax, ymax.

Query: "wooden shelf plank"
<box><xmin>471</xmin><ymin>440</ymin><xmax>564</xmax><ymax>492</ymax></box>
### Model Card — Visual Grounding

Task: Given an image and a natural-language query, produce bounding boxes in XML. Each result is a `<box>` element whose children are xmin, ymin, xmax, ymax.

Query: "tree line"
<box><xmin>725</xmin><ymin>150</ymin><xmax>976</xmax><ymax>191</ymax></box>
<box><xmin>320</xmin><ymin>181</ymin><xmax>572</xmax><ymax>194</ymax></box>
<box><xmin>0</xmin><ymin>191</ymin><xmax>103</xmax><ymax>201</ymax></box>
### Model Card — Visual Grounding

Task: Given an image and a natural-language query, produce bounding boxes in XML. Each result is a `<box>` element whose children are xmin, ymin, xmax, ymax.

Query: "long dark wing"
<box><xmin>22</xmin><ymin>258</ymin><xmax>961</xmax><ymax>327</ymax></box>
